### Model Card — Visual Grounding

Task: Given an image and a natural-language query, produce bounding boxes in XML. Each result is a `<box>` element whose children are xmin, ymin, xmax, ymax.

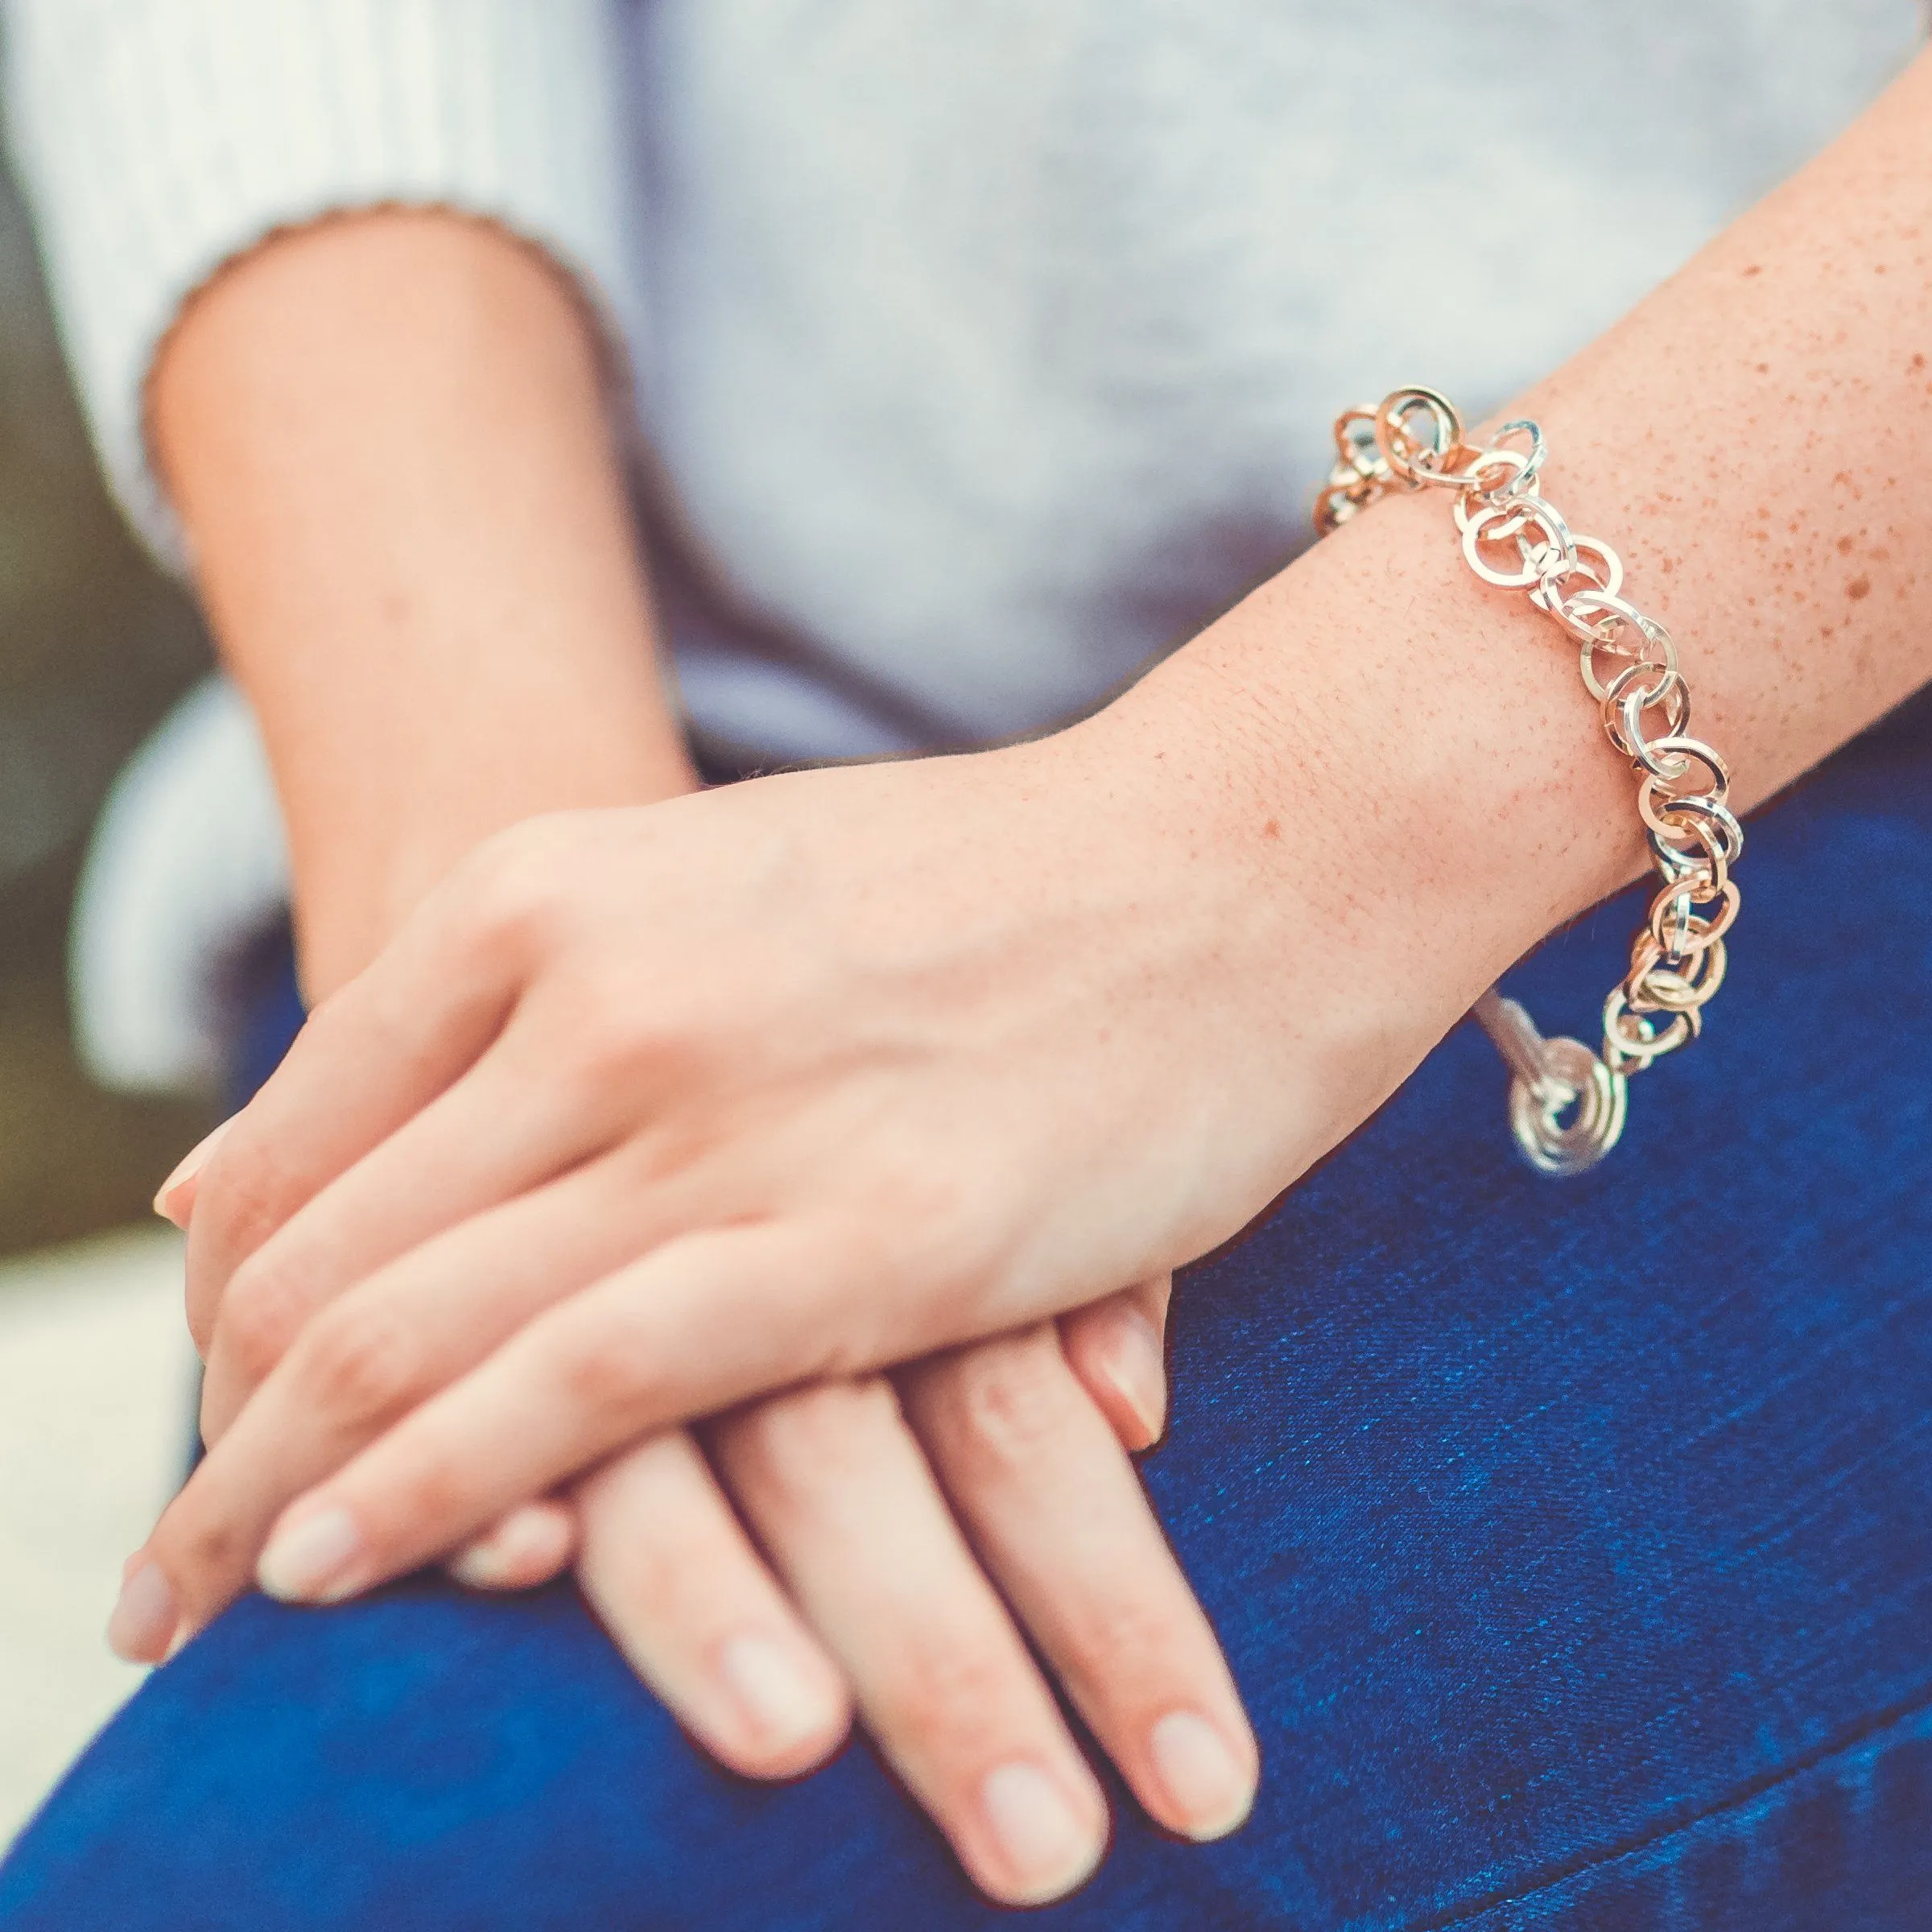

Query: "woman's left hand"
<box><xmin>121</xmin><ymin>689</ymin><xmax>1494</xmax><ymax>1640</ymax></box>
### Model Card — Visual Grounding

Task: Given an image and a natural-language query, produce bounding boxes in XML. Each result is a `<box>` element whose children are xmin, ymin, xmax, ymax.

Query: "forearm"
<box><xmin>1121</xmin><ymin>45</ymin><xmax>1932</xmax><ymax>1013</ymax></box>
<box><xmin>150</xmin><ymin>208</ymin><xmax>696</xmax><ymax>1000</ymax></box>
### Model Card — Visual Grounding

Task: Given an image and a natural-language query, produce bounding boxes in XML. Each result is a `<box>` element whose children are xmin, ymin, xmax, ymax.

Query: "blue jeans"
<box><xmin>6</xmin><ymin>705</ymin><xmax>1931</xmax><ymax>1929</ymax></box>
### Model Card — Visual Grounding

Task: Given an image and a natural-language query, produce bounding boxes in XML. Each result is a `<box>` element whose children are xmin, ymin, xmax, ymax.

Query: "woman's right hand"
<box><xmin>147</xmin><ymin>1159</ymin><xmax>1250</xmax><ymax>1905</ymax></box>
<box><xmin>568</xmin><ymin>1277</ymin><xmax>1256</xmax><ymax>1906</ymax></box>
<box><xmin>146</xmin><ymin>1161</ymin><xmax>1255</xmax><ymax>1906</ymax></box>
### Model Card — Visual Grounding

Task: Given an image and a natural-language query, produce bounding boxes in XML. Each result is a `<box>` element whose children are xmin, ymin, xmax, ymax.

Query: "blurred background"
<box><xmin>0</xmin><ymin>143</ymin><xmax>216</xmax><ymax>1261</ymax></box>
<box><xmin>1</xmin><ymin>132</ymin><xmax>213</xmax><ymax>1846</ymax></box>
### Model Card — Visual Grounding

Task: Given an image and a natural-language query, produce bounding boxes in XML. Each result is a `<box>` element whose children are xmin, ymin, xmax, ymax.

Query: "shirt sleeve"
<box><xmin>2</xmin><ymin>0</ymin><xmax>644</xmax><ymax>569</ymax></box>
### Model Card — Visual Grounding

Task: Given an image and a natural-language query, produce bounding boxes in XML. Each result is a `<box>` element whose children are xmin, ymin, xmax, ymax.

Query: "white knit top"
<box><xmin>2</xmin><ymin>0</ymin><xmax>1921</xmax><ymax>1087</ymax></box>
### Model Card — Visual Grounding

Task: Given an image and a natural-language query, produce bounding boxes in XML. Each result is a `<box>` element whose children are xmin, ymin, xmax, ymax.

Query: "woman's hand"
<box><xmin>120</xmin><ymin>196</ymin><xmax>1272</xmax><ymax>1904</ymax></box>
<box><xmin>481</xmin><ymin>1282</ymin><xmax>1257</xmax><ymax>1906</ymax></box>
<box><xmin>139</xmin><ymin>1156</ymin><xmax>1257</xmax><ymax>1905</ymax></box>
<box><xmin>123</xmin><ymin>699</ymin><xmax>1503</xmax><ymax>1633</ymax></box>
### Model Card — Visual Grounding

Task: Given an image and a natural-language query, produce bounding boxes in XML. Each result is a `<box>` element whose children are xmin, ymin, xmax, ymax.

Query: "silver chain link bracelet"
<box><xmin>1313</xmin><ymin>387</ymin><xmax>1742</xmax><ymax>1176</ymax></box>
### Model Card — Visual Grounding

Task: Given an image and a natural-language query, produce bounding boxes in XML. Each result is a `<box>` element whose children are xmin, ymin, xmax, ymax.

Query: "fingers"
<box><xmin>119</xmin><ymin>1154</ymin><xmax>728</xmax><ymax>1652</ymax></box>
<box><xmin>174</xmin><ymin>819</ymin><xmax>572</xmax><ymax>1349</ymax></box>
<box><xmin>1058</xmin><ymin>1273</ymin><xmax>1172</xmax><ymax>1451</ymax></box>
<box><xmin>899</xmin><ymin>1322</ymin><xmax>1257</xmax><ymax>1844</ymax></box>
<box><xmin>153</xmin><ymin>1116</ymin><xmax>236</xmax><ymax>1228</ymax></box>
<box><xmin>196</xmin><ymin>1041</ymin><xmax>632</xmax><ymax>1439</ymax></box>
<box><xmin>445</xmin><ymin>1499</ymin><xmax>579</xmax><ymax>1591</ymax></box>
<box><xmin>131</xmin><ymin>1204</ymin><xmax>1163</xmax><ymax>1661</ymax></box>
<box><xmin>123</xmin><ymin>1216</ymin><xmax>832</xmax><ymax>1653</ymax></box>
<box><xmin>575</xmin><ymin>1431</ymin><xmax>851</xmax><ymax>1778</ymax></box>
<box><xmin>222</xmin><ymin>1224</ymin><xmax>865</xmax><ymax>1620</ymax></box>
<box><xmin>709</xmin><ymin>1378</ymin><xmax>1108</xmax><ymax>1905</ymax></box>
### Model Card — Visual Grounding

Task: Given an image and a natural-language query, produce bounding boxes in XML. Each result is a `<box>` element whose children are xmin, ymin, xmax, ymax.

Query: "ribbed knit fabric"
<box><xmin>2</xmin><ymin>0</ymin><xmax>642</xmax><ymax>568</ymax></box>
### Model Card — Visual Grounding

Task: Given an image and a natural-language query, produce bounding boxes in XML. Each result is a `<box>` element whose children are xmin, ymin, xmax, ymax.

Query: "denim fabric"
<box><xmin>5</xmin><ymin>703</ymin><xmax>1930</xmax><ymax>1928</ymax></box>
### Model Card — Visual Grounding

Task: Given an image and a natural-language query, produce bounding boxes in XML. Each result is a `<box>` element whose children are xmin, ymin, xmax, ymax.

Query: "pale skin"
<box><xmin>114</xmin><ymin>43</ymin><xmax>1932</xmax><ymax>1907</ymax></box>
<box><xmin>116</xmin><ymin>211</ymin><xmax>1245</xmax><ymax>1905</ymax></box>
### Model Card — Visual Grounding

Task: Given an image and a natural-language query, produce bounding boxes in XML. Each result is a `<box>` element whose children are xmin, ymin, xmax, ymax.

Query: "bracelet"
<box><xmin>1312</xmin><ymin>387</ymin><xmax>1741</xmax><ymax>1177</ymax></box>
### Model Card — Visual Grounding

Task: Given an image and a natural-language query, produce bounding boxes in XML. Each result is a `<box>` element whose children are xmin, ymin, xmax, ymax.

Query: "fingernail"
<box><xmin>153</xmin><ymin>1117</ymin><xmax>234</xmax><ymax>1227</ymax></box>
<box><xmin>447</xmin><ymin>1505</ymin><xmax>566</xmax><ymax>1591</ymax></box>
<box><xmin>447</xmin><ymin>1539</ymin><xmax>514</xmax><ymax>1591</ymax></box>
<box><xmin>1150</xmin><ymin>1710</ymin><xmax>1254</xmax><ymax>1840</ymax></box>
<box><xmin>258</xmin><ymin>1505</ymin><xmax>364</xmax><ymax>1603</ymax></box>
<box><xmin>107</xmin><ymin>1560</ymin><xmax>178</xmax><ymax>1662</ymax></box>
<box><xmin>980</xmin><ymin>1761</ymin><xmax>1101</xmax><ymax>1903</ymax></box>
<box><xmin>720</xmin><ymin>1634</ymin><xmax>835</xmax><ymax>1752</ymax></box>
<box><xmin>1107</xmin><ymin>1307</ymin><xmax>1167</xmax><ymax>1445</ymax></box>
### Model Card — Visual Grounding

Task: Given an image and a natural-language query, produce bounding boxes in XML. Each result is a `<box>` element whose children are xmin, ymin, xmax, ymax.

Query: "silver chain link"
<box><xmin>1313</xmin><ymin>386</ymin><xmax>1741</xmax><ymax>1175</ymax></box>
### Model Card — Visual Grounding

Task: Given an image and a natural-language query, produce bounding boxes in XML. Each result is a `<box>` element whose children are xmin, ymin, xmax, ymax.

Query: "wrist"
<box><xmin>1088</xmin><ymin>485</ymin><xmax>1649</xmax><ymax>1019</ymax></box>
<box><xmin>294</xmin><ymin>739</ymin><xmax>700</xmax><ymax>1001</ymax></box>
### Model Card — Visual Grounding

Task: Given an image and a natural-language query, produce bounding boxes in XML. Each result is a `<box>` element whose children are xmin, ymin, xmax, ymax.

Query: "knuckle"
<box><xmin>798</xmin><ymin>1280</ymin><xmax>890</xmax><ymax>1383</ymax></box>
<box><xmin>295</xmin><ymin>1300</ymin><xmax>419</xmax><ymax>1426</ymax></box>
<box><xmin>456</xmin><ymin>823</ymin><xmax>577</xmax><ymax>964</ymax></box>
<box><xmin>558</xmin><ymin>975</ymin><xmax>686</xmax><ymax>1093</ymax></box>
<box><xmin>152</xmin><ymin>1497</ymin><xmax>251</xmax><ymax>1595</ymax></box>
<box><xmin>854</xmin><ymin>1169</ymin><xmax>980</xmax><ymax>1281</ymax></box>
<box><xmin>195</xmin><ymin>1134</ymin><xmax>302</xmax><ymax>1270</ymax></box>
<box><xmin>939</xmin><ymin>1327</ymin><xmax>1078</xmax><ymax>1472</ymax></box>
<box><xmin>881</xmin><ymin>1632</ymin><xmax>1021</xmax><ymax>1749</ymax></box>
<box><xmin>217</xmin><ymin>1257</ymin><xmax>308</xmax><ymax>1387</ymax></box>
<box><xmin>1070</xmin><ymin>1588</ymin><xmax>1196</xmax><ymax>1686</ymax></box>
<box><xmin>730</xmin><ymin>1377</ymin><xmax>903</xmax><ymax>1491</ymax></box>
<box><xmin>553</xmin><ymin>1317</ymin><xmax>658</xmax><ymax>1430</ymax></box>
<box><xmin>767</xmin><ymin>1229</ymin><xmax>910</xmax><ymax>1385</ymax></box>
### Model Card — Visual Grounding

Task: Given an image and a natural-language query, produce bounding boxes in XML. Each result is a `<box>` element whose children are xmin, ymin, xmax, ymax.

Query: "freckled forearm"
<box><xmin>1112</xmin><ymin>41</ymin><xmax>1932</xmax><ymax>993</ymax></box>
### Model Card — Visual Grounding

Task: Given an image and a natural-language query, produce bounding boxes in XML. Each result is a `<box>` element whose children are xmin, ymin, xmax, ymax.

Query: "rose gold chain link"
<box><xmin>1312</xmin><ymin>386</ymin><xmax>1741</xmax><ymax>1174</ymax></box>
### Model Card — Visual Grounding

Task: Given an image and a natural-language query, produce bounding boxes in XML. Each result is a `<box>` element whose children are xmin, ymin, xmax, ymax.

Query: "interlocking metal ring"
<box><xmin>1635</xmin><ymin>738</ymin><xmax>1730</xmax><ymax>815</ymax></box>
<box><xmin>1311</xmin><ymin>388</ymin><xmax>1742</xmax><ymax>1176</ymax></box>
<box><xmin>1530</xmin><ymin>533</ymin><xmax>1624</xmax><ymax>616</ymax></box>
<box><xmin>1645</xmin><ymin>807</ymin><xmax>1740</xmax><ymax>899</ymax></box>
<box><xmin>1647</xmin><ymin>873</ymin><xmax>1740</xmax><ymax>957</ymax></box>
<box><xmin>1602</xmin><ymin>988</ymin><xmax>1698</xmax><ymax>1075</ymax></box>
<box><xmin>1627</xmin><ymin>931</ymin><xmax>1728</xmax><ymax>1011</ymax></box>
<box><xmin>1459</xmin><ymin>495</ymin><xmax>1577</xmax><ymax>588</ymax></box>
<box><xmin>1474</xmin><ymin>419</ymin><xmax>1547</xmax><ymax>497</ymax></box>
<box><xmin>1332</xmin><ymin>407</ymin><xmax>1383</xmax><ymax>479</ymax></box>
<box><xmin>1375</xmin><ymin>386</ymin><xmax>1468</xmax><ymax>486</ymax></box>
<box><xmin>1507</xmin><ymin>1031</ymin><xmax>1629</xmax><ymax>1176</ymax></box>
<box><xmin>1577</xmin><ymin>605</ymin><xmax>1676</xmax><ymax>696</ymax></box>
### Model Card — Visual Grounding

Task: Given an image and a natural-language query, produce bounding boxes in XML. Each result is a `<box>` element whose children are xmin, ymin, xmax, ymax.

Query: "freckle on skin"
<box><xmin>1837</xmin><ymin>535</ymin><xmax>1855</xmax><ymax>554</ymax></box>
<box><xmin>1847</xmin><ymin>576</ymin><xmax>1872</xmax><ymax>601</ymax></box>
<box><xmin>1262</xmin><ymin>818</ymin><xmax>1281</xmax><ymax>841</ymax></box>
